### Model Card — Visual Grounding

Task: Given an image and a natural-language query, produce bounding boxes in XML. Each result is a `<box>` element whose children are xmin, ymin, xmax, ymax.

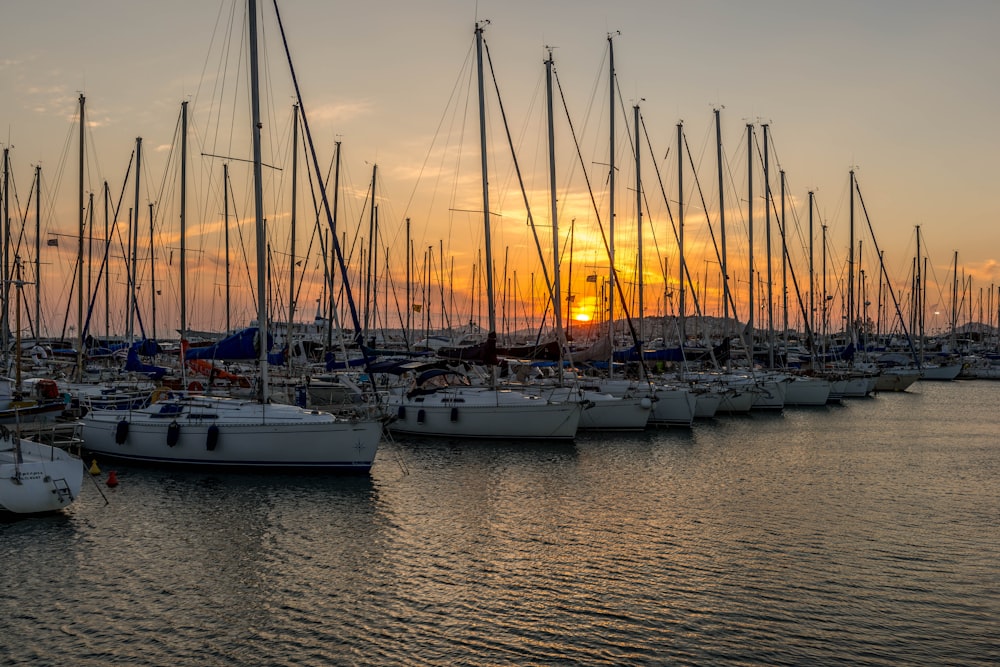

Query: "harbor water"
<box><xmin>2</xmin><ymin>380</ymin><xmax>998</xmax><ymax>665</ymax></box>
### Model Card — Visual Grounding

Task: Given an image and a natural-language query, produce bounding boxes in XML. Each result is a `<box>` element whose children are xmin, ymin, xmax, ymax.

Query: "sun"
<box><xmin>574</xmin><ymin>313</ymin><xmax>592</xmax><ymax>322</ymax></box>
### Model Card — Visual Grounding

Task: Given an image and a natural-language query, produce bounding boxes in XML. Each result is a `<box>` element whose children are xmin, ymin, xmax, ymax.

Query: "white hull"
<box><xmin>874</xmin><ymin>369</ymin><xmax>921</xmax><ymax>392</ymax></box>
<box><xmin>691</xmin><ymin>389</ymin><xmax>722</xmax><ymax>419</ymax></box>
<box><xmin>649</xmin><ymin>386</ymin><xmax>697</xmax><ymax>426</ymax></box>
<box><xmin>82</xmin><ymin>397</ymin><xmax>382</xmax><ymax>470</ymax></box>
<box><xmin>579</xmin><ymin>393</ymin><xmax>651</xmax><ymax>430</ymax></box>
<box><xmin>920</xmin><ymin>364</ymin><xmax>963</xmax><ymax>381</ymax></box>
<box><xmin>751</xmin><ymin>378</ymin><xmax>787</xmax><ymax>410</ymax></box>
<box><xmin>0</xmin><ymin>438</ymin><xmax>83</xmax><ymax>515</ymax></box>
<box><xmin>783</xmin><ymin>377</ymin><xmax>831</xmax><ymax>406</ymax></box>
<box><xmin>386</xmin><ymin>387</ymin><xmax>581</xmax><ymax>439</ymax></box>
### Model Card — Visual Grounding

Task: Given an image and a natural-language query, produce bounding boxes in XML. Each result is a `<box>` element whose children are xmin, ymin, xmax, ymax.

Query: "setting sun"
<box><xmin>574</xmin><ymin>313</ymin><xmax>592</xmax><ymax>323</ymax></box>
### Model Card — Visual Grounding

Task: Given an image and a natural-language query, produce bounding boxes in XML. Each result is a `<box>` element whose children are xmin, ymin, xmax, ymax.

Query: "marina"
<box><xmin>2</xmin><ymin>0</ymin><xmax>1000</xmax><ymax>664</ymax></box>
<box><xmin>3</xmin><ymin>380</ymin><xmax>998</xmax><ymax>664</ymax></box>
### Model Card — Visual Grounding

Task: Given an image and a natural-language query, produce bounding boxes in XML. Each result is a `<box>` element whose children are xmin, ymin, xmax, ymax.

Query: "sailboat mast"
<box><xmin>677</xmin><ymin>121</ymin><xmax>685</xmax><ymax>346</ymax></box>
<box><xmin>715</xmin><ymin>109</ymin><xmax>728</xmax><ymax>341</ymax></box>
<box><xmin>104</xmin><ymin>181</ymin><xmax>110</xmax><ymax>339</ymax></box>
<box><xmin>327</xmin><ymin>141</ymin><xmax>341</xmax><ymax>350</ymax></box>
<box><xmin>249</xmin><ymin>0</ymin><xmax>269</xmax><ymax>401</ymax></box>
<box><xmin>848</xmin><ymin>169</ymin><xmax>856</xmax><ymax>339</ymax></box>
<box><xmin>180</xmin><ymin>100</ymin><xmax>188</xmax><ymax>341</ymax></box>
<box><xmin>763</xmin><ymin>124</ymin><xmax>773</xmax><ymax>368</ymax></box>
<box><xmin>223</xmin><ymin>163</ymin><xmax>231</xmax><ymax>333</ymax></box>
<box><xmin>77</xmin><ymin>94</ymin><xmax>86</xmax><ymax>377</ymax></box>
<box><xmin>288</xmin><ymin>103</ymin><xmax>298</xmax><ymax>371</ymax></box>
<box><xmin>34</xmin><ymin>165</ymin><xmax>41</xmax><ymax>339</ymax></box>
<box><xmin>746</xmin><ymin>123</ymin><xmax>754</xmax><ymax>347</ymax></box>
<box><xmin>475</xmin><ymin>22</ymin><xmax>496</xmax><ymax>335</ymax></box>
<box><xmin>545</xmin><ymin>50</ymin><xmax>563</xmax><ymax>380</ymax></box>
<box><xmin>149</xmin><ymin>202</ymin><xmax>156</xmax><ymax>340</ymax></box>
<box><xmin>607</xmin><ymin>33</ymin><xmax>616</xmax><ymax>364</ymax></box>
<box><xmin>634</xmin><ymin>104</ymin><xmax>642</xmax><ymax>347</ymax></box>
<box><xmin>129</xmin><ymin>136</ymin><xmax>142</xmax><ymax>342</ymax></box>
<box><xmin>808</xmin><ymin>190</ymin><xmax>815</xmax><ymax>342</ymax></box>
<box><xmin>2</xmin><ymin>147</ymin><xmax>7</xmax><ymax>356</ymax></box>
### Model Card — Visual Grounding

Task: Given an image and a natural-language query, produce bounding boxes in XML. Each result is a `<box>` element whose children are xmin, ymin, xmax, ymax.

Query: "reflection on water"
<box><xmin>2</xmin><ymin>381</ymin><xmax>998</xmax><ymax>665</ymax></box>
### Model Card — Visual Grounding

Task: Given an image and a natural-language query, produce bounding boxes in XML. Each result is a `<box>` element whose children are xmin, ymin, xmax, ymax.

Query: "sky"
<box><xmin>2</xmin><ymin>0</ymin><xmax>999</xmax><ymax>339</ymax></box>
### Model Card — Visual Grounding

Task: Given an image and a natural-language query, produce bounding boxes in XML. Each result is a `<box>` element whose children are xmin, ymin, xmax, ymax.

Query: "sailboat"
<box><xmin>0</xmin><ymin>263</ymin><xmax>83</xmax><ymax>515</ymax></box>
<box><xmin>385</xmin><ymin>23</ymin><xmax>581</xmax><ymax>440</ymax></box>
<box><xmin>81</xmin><ymin>0</ymin><xmax>383</xmax><ymax>470</ymax></box>
<box><xmin>0</xmin><ymin>433</ymin><xmax>83</xmax><ymax>515</ymax></box>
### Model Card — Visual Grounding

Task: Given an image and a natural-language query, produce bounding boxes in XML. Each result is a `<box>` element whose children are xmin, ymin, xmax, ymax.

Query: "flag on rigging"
<box><xmin>47</xmin><ymin>237</ymin><xmax>58</xmax><ymax>247</ymax></box>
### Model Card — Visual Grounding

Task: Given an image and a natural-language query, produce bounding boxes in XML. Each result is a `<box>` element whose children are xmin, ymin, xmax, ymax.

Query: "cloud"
<box><xmin>306</xmin><ymin>99</ymin><xmax>372</xmax><ymax>124</ymax></box>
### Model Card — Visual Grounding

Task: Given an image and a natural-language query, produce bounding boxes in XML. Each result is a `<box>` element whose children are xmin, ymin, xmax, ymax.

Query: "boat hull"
<box><xmin>386</xmin><ymin>388</ymin><xmax>581</xmax><ymax>439</ymax></box>
<box><xmin>0</xmin><ymin>438</ymin><xmax>83</xmax><ymax>515</ymax></box>
<box><xmin>82</xmin><ymin>399</ymin><xmax>382</xmax><ymax>471</ymax></box>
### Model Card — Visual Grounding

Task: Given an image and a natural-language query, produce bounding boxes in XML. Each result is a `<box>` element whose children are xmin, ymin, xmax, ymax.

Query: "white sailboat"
<box><xmin>386</xmin><ymin>25</ymin><xmax>581</xmax><ymax>440</ymax></box>
<box><xmin>82</xmin><ymin>0</ymin><xmax>383</xmax><ymax>471</ymax></box>
<box><xmin>0</xmin><ymin>434</ymin><xmax>83</xmax><ymax>515</ymax></box>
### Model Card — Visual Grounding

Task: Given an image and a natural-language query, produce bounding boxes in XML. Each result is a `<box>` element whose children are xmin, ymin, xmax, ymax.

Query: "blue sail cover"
<box><xmin>124</xmin><ymin>347</ymin><xmax>168</xmax><ymax>380</ymax></box>
<box><xmin>185</xmin><ymin>327</ymin><xmax>273</xmax><ymax>361</ymax></box>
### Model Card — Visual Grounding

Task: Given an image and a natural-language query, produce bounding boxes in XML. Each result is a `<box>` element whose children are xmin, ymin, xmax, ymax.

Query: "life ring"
<box><xmin>188</xmin><ymin>381</ymin><xmax>204</xmax><ymax>393</ymax></box>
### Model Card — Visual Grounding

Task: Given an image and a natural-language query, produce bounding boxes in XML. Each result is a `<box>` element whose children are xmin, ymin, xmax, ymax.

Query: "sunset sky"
<box><xmin>2</xmin><ymin>0</ymin><xmax>998</xmax><ymax>339</ymax></box>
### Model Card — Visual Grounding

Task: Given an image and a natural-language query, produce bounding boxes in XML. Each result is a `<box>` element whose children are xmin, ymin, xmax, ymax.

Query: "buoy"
<box><xmin>89</xmin><ymin>459</ymin><xmax>101</xmax><ymax>475</ymax></box>
<box><xmin>417</xmin><ymin>409</ymin><xmax>426</xmax><ymax>424</ymax></box>
<box><xmin>106</xmin><ymin>470</ymin><xmax>119</xmax><ymax>487</ymax></box>
<box><xmin>450</xmin><ymin>406</ymin><xmax>459</xmax><ymax>422</ymax></box>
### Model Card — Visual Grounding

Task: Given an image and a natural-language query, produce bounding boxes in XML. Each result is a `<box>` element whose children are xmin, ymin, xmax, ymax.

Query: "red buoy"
<box><xmin>106</xmin><ymin>470</ymin><xmax>119</xmax><ymax>488</ymax></box>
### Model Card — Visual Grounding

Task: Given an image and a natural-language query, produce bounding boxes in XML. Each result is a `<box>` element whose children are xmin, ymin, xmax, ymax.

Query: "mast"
<box><xmin>951</xmin><ymin>250</ymin><xmax>959</xmax><ymax>347</ymax></box>
<box><xmin>129</xmin><ymin>137</ymin><xmax>142</xmax><ymax>342</ymax></box>
<box><xmin>327</xmin><ymin>140</ymin><xmax>341</xmax><ymax>350</ymax></box>
<box><xmin>715</xmin><ymin>108</ymin><xmax>728</xmax><ymax>347</ymax></box>
<box><xmin>822</xmin><ymin>223</ymin><xmax>828</xmax><ymax>350</ymax></box>
<box><xmin>77</xmin><ymin>94</ymin><xmax>86</xmax><ymax>379</ymax></box>
<box><xmin>746</xmin><ymin>123</ymin><xmax>754</xmax><ymax>351</ymax></box>
<box><xmin>780</xmin><ymin>170</ymin><xmax>788</xmax><ymax>346</ymax></box>
<box><xmin>848</xmin><ymin>169</ymin><xmax>856</xmax><ymax>340</ymax></box>
<box><xmin>104</xmin><ymin>181</ymin><xmax>110</xmax><ymax>339</ymax></box>
<box><xmin>405</xmin><ymin>217</ymin><xmax>411</xmax><ymax>347</ymax></box>
<box><xmin>149</xmin><ymin>201</ymin><xmax>156</xmax><ymax>340</ymax></box>
<box><xmin>180</xmin><ymin>100</ymin><xmax>188</xmax><ymax>341</ymax></box>
<box><xmin>762</xmin><ymin>124</ymin><xmax>773</xmax><ymax>368</ymax></box>
<box><xmin>677</xmin><ymin>121</ymin><xmax>684</xmax><ymax>347</ymax></box>
<box><xmin>223</xmin><ymin>163</ymin><xmax>231</xmax><ymax>333</ymax></box>
<box><xmin>545</xmin><ymin>49</ymin><xmax>563</xmax><ymax>381</ymax></box>
<box><xmin>364</xmin><ymin>164</ymin><xmax>377</xmax><ymax>337</ymax></box>
<box><xmin>634</xmin><ymin>104</ymin><xmax>642</xmax><ymax>350</ymax></box>
<box><xmin>2</xmin><ymin>147</ymin><xmax>7</xmax><ymax>356</ymax></box>
<box><xmin>34</xmin><ymin>165</ymin><xmax>41</xmax><ymax>339</ymax></box>
<box><xmin>607</xmin><ymin>33</ymin><xmax>616</xmax><ymax>369</ymax></box>
<box><xmin>808</xmin><ymin>190</ymin><xmax>815</xmax><ymax>342</ymax></box>
<box><xmin>475</xmin><ymin>22</ymin><xmax>496</xmax><ymax>336</ymax></box>
<box><xmin>249</xmin><ymin>0</ymin><xmax>269</xmax><ymax>402</ymax></box>
<box><xmin>288</xmin><ymin>103</ymin><xmax>299</xmax><ymax>371</ymax></box>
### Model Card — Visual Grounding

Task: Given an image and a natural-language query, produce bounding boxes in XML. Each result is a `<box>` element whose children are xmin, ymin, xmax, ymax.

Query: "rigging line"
<box><xmin>84</xmin><ymin>152</ymin><xmax>137</xmax><ymax>340</ymax></box>
<box><xmin>272</xmin><ymin>0</ymin><xmax>375</xmax><ymax>385</ymax></box>
<box><xmin>553</xmin><ymin>60</ymin><xmax>649</xmax><ymax>383</ymax></box>
<box><xmin>482</xmin><ymin>38</ymin><xmax>557</xmax><ymax>321</ymax></box>
<box><xmin>228</xmin><ymin>165</ymin><xmax>258</xmax><ymax>314</ymax></box>
<box><xmin>854</xmin><ymin>177</ymin><xmax>919</xmax><ymax>365</ymax></box>
<box><xmin>399</xmin><ymin>37</ymin><xmax>477</xmax><ymax>223</ymax></box>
